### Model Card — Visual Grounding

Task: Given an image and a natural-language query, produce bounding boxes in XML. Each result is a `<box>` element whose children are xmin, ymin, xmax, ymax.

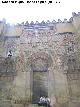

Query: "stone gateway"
<box><xmin>0</xmin><ymin>12</ymin><xmax>80</xmax><ymax>107</ymax></box>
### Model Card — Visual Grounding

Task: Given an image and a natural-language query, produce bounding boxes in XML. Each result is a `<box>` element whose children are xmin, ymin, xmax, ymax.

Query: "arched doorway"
<box><xmin>31</xmin><ymin>58</ymin><xmax>48</xmax><ymax>103</ymax></box>
<box><xmin>29</xmin><ymin>52</ymin><xmax>53</xmax><ymax>104</ymax></box>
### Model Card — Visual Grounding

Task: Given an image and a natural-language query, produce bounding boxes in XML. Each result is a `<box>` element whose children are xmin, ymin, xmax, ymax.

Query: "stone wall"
<box><xmin>0</xmin><ymin>12</ymin><xmax>80</xmax><ymax>107</ymax></box>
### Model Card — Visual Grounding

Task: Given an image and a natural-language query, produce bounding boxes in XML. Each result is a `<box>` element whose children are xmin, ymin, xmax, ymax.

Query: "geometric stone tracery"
<box><xmin>29</xmin><ymin>52</ymin><xmax>53</xmax><ymax>72</ymax></box>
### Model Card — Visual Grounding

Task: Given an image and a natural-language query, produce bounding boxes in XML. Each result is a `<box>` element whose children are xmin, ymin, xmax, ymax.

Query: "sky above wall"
<box><xmin>0</xmin><ymin>0</ymin><xmax>80</xmax><ymax>24</ymax></box>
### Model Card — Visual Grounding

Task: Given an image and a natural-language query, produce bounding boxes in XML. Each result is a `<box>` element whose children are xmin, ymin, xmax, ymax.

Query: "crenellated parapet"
<box><xmin>0</xmin><ymin>12</ymin><xmax>80</xmax><ymax>37</ymax></box>
<box><xmin>18</xmin><ymin>12</ymin><xmax>80</xmax><ymax>35</ymax></box>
